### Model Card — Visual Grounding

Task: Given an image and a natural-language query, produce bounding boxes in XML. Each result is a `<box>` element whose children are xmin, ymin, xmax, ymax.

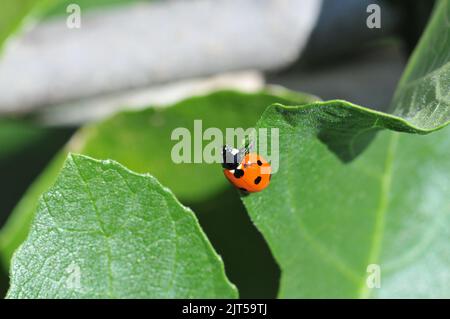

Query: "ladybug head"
<box><xmin>222</xmin><ymin>145</ymin><xmax>244</xmax><ymax>170</ymax></box>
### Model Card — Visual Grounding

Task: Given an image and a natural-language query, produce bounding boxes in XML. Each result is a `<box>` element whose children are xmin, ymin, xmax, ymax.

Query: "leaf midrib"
<box><xmin>357</xmin><ymin>132</ymin><xmax>399</xmax><ymax>298</ymax></box>
<box><xmin>71</xmin><ymin>156</ymin><xmax>115</xmax><ymax>298</ymax></box>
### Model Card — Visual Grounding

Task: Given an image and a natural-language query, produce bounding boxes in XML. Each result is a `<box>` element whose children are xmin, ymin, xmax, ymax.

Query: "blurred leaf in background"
<box><xmin>0</xmin><ymin>0</ymin><xmax>42</xmax><ymax>51</ymax></box>
<box><xmin>0</xmin><ymin>120</ymin><xmax>73</xmax><ymax>226</ymax></box>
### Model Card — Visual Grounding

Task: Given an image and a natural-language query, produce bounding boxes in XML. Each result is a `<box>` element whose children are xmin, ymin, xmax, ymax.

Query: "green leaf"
<box><xmin>0</xmin><ymin>89</ymin><xmax>316</xmax><ymax>268</ymax></box>
<box><xmin>241</xmin><ymin>0</ymin><xmax>450</xmax><ymax>298</ymax></box>
<box><xmin>0</xmin><ymin>0</ymin><xmax>151</xmax><ymax>51</ymax></box>
<box><xmin>0</xmin><ymin>120</ymin><xmax>49</xmax><ymax>161</ymax></box>
<box><xmin>7</xmin><ymin>154</ymin><xmax>237</xmax><ymax>298</ymax></box>
<box><xmin>0</xmin><ymin>120</ymin><xmax>73</xmax><ymax>240</ymax></box>
<box><xmin>42</xmin><ymin>0</ymin><xmax>147</xmax><ymax>18</ymax></box>
<box><xmin>0</xmin><ymin>151</ymin><xmax>67</xmax><ymax>268</ymax></box>
<box><xmin>243</xmin><ymin>102</ymin><xmax>449</xmax><ymax>298</ymax></box>
<box><xmin>0</xmin><ymin>0</ymin><xmax>44</xmax><ymax>52</ymax></box>
<box><xmin>390</xmin><ymin>0</ymin><xmax>450</xmax><ymax>129</ymax></box>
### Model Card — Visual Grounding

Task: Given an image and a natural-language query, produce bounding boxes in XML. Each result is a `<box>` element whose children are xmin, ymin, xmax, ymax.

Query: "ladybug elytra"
<box><xmin>222</xmin><ymin>144</ymin><xmax>271</xmax><ymax>193</ymax></box>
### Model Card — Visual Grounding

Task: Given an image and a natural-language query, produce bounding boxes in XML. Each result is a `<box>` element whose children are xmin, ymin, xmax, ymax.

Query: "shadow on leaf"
<box><xmin>187</xmin><ymin>187</ymin><xmax>280</xmax><ymax>298</ymax></box>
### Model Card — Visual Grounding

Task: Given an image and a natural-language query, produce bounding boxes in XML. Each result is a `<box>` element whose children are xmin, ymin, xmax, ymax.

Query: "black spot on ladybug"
<box><xmin>257</xmin><ymin>160</ymin><xmax>263</xmax><ymax>166</ymax></box>
<box><xmin>234</xmin><ymin>169</ymin><xmax>244</xmax><ymax>178</ymax></box>
<box><xmin>254</xmin><ymin>176</ymin><xmax>262</xmax><ymax>185</ymax></box>
<box><xmin>239</xmin><ymin>187</ymin><xmax>248</xmax><ymax>192</ymax></box>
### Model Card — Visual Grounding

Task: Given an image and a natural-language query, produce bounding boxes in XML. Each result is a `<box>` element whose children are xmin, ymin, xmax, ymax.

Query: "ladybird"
<box><xmin>222</xmin><ymin>145</ymin><xmax>271</xmax><ymax>193</ymax></box>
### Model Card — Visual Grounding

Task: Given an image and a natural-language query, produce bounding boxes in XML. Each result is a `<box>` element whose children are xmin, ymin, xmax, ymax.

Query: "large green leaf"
<box><xmin>7</xmin><ymin>154</ymin><xmax>237</xmax><ymax>298</ymax></box>
<box><xmin>243</xmin><ymin>102</ymin><xmax>449</xmax><ymax>298</ymax></box>
<box><xmin>241</xmin><ymin>0</ymin><xmax>450</xmax><ymax>298</ymax></box>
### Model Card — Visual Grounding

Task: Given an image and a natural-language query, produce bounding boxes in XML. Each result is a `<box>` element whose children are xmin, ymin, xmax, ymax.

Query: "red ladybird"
<box><xmin>222</xmin><ymin>145</ymin><xmax>271</xmax><ymax>193</ymax></box>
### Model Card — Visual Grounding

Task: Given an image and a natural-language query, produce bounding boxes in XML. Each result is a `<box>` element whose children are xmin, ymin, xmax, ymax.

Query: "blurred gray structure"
<box><xmin>0</xmin><ymin>0</ymin><xmax>322</xmax><ymax>121</ymax></box>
